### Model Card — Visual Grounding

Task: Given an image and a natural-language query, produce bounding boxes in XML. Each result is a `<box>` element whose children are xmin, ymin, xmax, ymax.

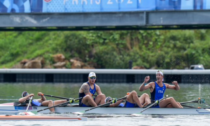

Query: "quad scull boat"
<box><xmin>0</xmin><ymin>103</ymin><xmax>209</xmax><ymax>115</ymax></box>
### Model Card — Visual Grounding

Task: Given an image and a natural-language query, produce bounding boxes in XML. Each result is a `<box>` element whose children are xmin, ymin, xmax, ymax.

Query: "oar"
<box><xmin>141</xmin><ymin>97</ymin><xmax>165</xmax><ymax>113</ymax></box>
<box><xmin>181</xmin><ymin>104</ymin><xmax>197</xmax><ymax>108</ymax></box>
<box><xmin>43</xmin><ymin>94</ymin><xmax>71</xmax><ymax>100</ymax></box>
<box><xmin>44</xmin><ymin>94</ymin><xmax>97</xmax><ymax>100</ymax></box>
<box><xmin>180</xmin><ymin>98</ymin><xmax>205</xmax><ymax>105</ymax></box>
<box><xmin>72</xmin><ymin>96</ymin><xmax>127</xmax><ymax>115</ymax></box>
<box><xmin>19</xmin><ymin>96</ymin><xmax>34</xmax><ymax>115</ymax></box>
<box><xmin>131</xmin><ymin>97</ymin><xmax>165</xmax><ymax>116</ymax></box>
<box><xmin>31</xmin><ymin>97</ymin><xmax>82</xmax><ymax>114</ymax></box>
<box><xmin>43</xmin><ymin>94</ymin><xmax>82</xmax><ymax>103</ymax></box>
<box><xmin>26</xmin><ymin>96</ymin><xmax>33</xmax><ymax>112</ymax></box>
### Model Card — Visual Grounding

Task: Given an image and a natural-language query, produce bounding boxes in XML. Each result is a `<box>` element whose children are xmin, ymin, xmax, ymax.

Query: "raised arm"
<box><xmin>139</xmin><ymin>82</ymin><xmax>154</xmax><ymax>91</ymax></box>
<box><xmin>165</xmin><ymin>81</ymin><xmax>180</xmax><ymax>90</ymax></box>
<box><xmin>139</xmin><ymin>76</ymin><xmax>154</xmax><ymax>91</ymax></box>
<box><xmin>38</xmin><ymin>92</ymin><xmax>46</xmax><ymax>102</ymax></box>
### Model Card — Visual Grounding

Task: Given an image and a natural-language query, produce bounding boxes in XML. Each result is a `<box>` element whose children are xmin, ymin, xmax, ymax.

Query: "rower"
<box><xmin>79</xmin><ymin>72</ymin><xmax>106</xmax><ymax>107</ymax></box>
<box><xmin>18</xmin><ymin>91</ymin><xmax>67</xmax><ymax>113</ymax></box>
<box><xmin>106</xmin><ymin>91</ymin><xmax>151</xmax><ymax>108</ymax></box>
<box><xmin>139</xmin><ymin>71</ymin><xmax>183</xmax><ymax>108</ymax></box>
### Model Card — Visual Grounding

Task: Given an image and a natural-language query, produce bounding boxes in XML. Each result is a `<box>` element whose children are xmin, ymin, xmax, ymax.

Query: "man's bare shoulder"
<box><xmin>79</xmin><ymin>83</ymin><xmax>88</xmax><ymax>92</ymax></box>
<box><xmin>79</xmin><ymin>83</ymin><xmax>90</xmax><ymax>94</ymax></box>
<box><xmin>95</xmin><ymin>84</ymin><xmax>99</xmax><ymax>87</ymax></box>
<box><xmin>163</xmin><ymin>83</ymin><xmax>170</xmax><ymax>87</ymax></box>
<box><xmin>81</xmin><ymin>82</ymin><xmax>88</xmax><ymax>86</ymax></box>
<box><xmin>95</xmin><ymin>84</ymin><xmax>101</xmax><ymax>88</ymax></box>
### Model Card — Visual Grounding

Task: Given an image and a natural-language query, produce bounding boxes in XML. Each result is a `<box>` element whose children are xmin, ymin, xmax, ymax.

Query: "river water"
<box><xmin>0</xmin><ymin>83</ymin><xmax>209</xmax><ymax>126</ymax></box>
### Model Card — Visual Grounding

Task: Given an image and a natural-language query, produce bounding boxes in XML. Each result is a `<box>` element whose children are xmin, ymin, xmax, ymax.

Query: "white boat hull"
<box><xmin>0</xmin><ymin>105</ymin><xmax>209</xmax><ymax>115</ymax></box>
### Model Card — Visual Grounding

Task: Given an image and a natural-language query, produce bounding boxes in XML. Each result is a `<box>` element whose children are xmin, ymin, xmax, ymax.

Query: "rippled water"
<box><xmin>0</xmin><ymin>83</ymin><xmax>209</xmax><ymax>126</ymax></box>
<box><xmin>0</xmin><ymin>83</ymin><xmax>209</xmax><ymax>103</ymax></box>
<box><xmin>0</xmin><ymin>115</ymin><xmax>210</xmax><ymax>126</ymax></box>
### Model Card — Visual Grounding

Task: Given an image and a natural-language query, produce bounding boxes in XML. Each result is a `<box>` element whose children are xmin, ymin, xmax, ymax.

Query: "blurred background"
<box><xmin>0</xmin><ymin>0</ymin><xmax>209</xmax><ymax>107</ymax></box>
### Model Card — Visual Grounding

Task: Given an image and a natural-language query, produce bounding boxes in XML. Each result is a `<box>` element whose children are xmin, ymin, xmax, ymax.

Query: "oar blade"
<box><xmin>29</xmin><ymin>111</ymin><xmax>38</xmax><ymax>115</ymax></box>
<box><xmin>18</xmin><ymin>111</ymin><xmax>36</xmax><ymax>115</ymax></box>
<box><xmin>72</xmin><ymin>111</ymin><xmax>85</xmax><ymax>115</ymax></box>
<box><xmin>130</xmin><ymin>113</ymin><xmax>143</xmax><ymax>116</ymax></box>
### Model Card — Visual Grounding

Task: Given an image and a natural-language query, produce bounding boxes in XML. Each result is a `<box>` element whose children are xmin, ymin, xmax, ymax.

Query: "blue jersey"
<box><xmin>151</xmin><ymin>82</ymin><xmax>166</xmax><ymax>102</ymax></box>
<box><xmin>79</xmin><ymin>82</ymin><xmax>96</xmax><ymax>106</ymax></box>
<box><xmin>87</xmin><ymin>82</ymin><xmax>96</xmax><ymax>95</ymax></box>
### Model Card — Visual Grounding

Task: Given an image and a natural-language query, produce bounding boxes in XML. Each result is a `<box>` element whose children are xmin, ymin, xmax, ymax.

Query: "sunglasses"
<box><xmin>90</xmin><ymin>77</ymin><xmax>96</xmax><ymax>79</ymax></box>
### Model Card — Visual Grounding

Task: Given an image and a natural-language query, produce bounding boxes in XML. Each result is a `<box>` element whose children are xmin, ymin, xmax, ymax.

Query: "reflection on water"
<box><xmin>0</xmin><ymin>83</ymin><xmax>209</xmax><ymax>105</ymax></box>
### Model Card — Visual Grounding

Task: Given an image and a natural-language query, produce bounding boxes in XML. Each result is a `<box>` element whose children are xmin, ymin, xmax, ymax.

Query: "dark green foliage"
<box><xmin>0</xmin><ymin>30</ymin><xmax>209</xmax><ymax>69</ymax></box>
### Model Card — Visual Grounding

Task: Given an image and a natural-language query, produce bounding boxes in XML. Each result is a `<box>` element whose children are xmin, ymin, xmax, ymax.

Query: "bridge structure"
<box><xmin>0</xmin><ymin>0</ymin><xmax>210</xmax><ymax>83</ymax></box>
<box><xmin>0</xmin><ymin>0</ymin><xmax>210</xmax><ymax>31</ymax></box>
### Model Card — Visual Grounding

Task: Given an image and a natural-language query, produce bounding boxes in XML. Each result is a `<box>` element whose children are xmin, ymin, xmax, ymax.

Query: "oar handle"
<box><xmin>85</xmin><ymin>96</ymin><xmax>127</xmax><ymax>112</ymax></box>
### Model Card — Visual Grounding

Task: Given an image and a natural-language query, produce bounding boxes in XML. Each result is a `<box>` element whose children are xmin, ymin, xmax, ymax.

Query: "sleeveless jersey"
<box><xmin>150</xmin><ymin>82</ymin><xmax>166</xmax><ymax>102</ymax></box>
<box><xmin>79</xmin><ymin>82</ymin><xmax>96</xmax><ymax>105</ymax></box>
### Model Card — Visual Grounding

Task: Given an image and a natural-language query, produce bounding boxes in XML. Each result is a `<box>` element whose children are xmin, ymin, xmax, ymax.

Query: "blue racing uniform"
<box><xmin>150</xmin><ymin>82</ymin><xmax>166</xmax><ymax>108</ymax></box>
<box><xmin>79</xmin><ymin>82</ymin><xmax>96</xmax><ymax>107</ymax></box>
<box><xmin>31</xmin><ymin>100</ymin><xmax>42</xmax><ymax>106</ymax></box>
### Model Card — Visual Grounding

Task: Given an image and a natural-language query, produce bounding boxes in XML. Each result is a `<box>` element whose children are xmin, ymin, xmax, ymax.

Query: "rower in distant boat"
<box><xmin>79</xmin><ymin>72</ymin><xmax>106</xmax><ymax>107</ymax></box>
<box><xmin>18</xmin><ymin>91</ymin><xmax>67</xmax><ymax>113</ymax></box>
<box><xmin>139</xmin><ymin>70</ymin><xmax>183</xmax><ymax>108</ymax></box>
<box><xmin>105</xmin><ymin>91</ymin><xmax>151</xmax><ymax>108</ymax></box>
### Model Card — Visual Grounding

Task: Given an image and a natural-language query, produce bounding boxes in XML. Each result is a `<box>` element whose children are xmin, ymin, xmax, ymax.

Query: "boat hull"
<box><xmin>0</xmin><ymin>105</ymin><xmax>209</xmax><ymax>115</ymax></box>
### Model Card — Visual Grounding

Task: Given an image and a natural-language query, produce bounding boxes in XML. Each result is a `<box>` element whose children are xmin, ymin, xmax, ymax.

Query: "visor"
<box><xmin>156</xmin><ymin>70</ymin><xmax>163</xmax><ymax>76</ymax></box>
<box><xmin>21</xmin><ymin>91</ymin><xmax>29</xmax><ymax>97</ymax></box>
<box><xmin>105</xmin><ymin>97</ymin><xmax>112</xmax><ymax>103</ymax></box>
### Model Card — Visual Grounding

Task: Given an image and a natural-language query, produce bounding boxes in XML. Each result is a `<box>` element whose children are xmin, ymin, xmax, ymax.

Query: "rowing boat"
<box><xmin>0</xmin><ymin>103</ymin><xmax>209</xmax><ymax>115</ymax></box>
<box><xmin>0</xmin><ymin>115</ymin><xmax>87</xmax><ymax>121</ymax></box>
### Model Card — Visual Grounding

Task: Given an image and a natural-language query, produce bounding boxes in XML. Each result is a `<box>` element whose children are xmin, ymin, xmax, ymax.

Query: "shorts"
<box><xmin>124</xmin><ymin>101</ymin><xmax>136</xmax><ymax>108</ymax></box>
<box><xmin>79</xmin><ymin>102</ymin><xmax>90</xmax><ymax>107</ymax></box>
<box><xmin>31</xmin><ymin>100</ymin><xmax>42</xmax><ymax>106</ymax></box>
<box><xmin>152</xmin><ymin>104</ymin><xmax>160</xmax><ymax>108</ymax></box>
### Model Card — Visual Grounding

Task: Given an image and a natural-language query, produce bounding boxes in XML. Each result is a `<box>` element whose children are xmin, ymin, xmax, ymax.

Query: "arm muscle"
<box><xmin>165</xmin><ymin>83</ymin><xmax>179</xmax><ymax>90</ymax></box>
<box><xmin>80</xmin><ymin>84</ymin><xmax>91</xmax><ymax>95</ymax></box>
<box><xmin>96</xmin><ymin>85</ymin><xmax>102</xmax><ymax>95</ymax></box>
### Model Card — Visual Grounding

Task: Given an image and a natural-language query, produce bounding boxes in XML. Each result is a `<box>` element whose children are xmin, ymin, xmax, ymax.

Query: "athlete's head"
<box><xmin>21</xmin><ymin>91</ymin><xmax>29</xmax><ymax>97</ymax></box>
<box><xmin>156</xmin><ymin>70</ymin><xmax>164</xmax><ymax>82</ymax></box>
<box><xmin>88</xmin><ymin>72</ymin><xmax>96</xmax><ymax>84</ymax></box>
<box><xmin>105</xmin><ymin>97</ymin><xmax>112</xmax><ymax>103</ymax></box>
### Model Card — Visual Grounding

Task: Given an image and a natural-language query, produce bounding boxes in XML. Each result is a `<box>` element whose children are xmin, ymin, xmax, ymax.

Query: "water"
<box><xmin>1</xmin><ymin>115</ymin><xmax>210</xmax><ymax>126</ymax></box>
<box><xmin>0</xmin><ymin>83</ymin><xmax>209</xmax><ymax>126</ymax></box>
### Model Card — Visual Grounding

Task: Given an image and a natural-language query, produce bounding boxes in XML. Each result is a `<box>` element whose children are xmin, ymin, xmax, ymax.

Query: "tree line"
<box><xmin>0</xmin><ymin>30</ymin><xmax>209</xmax><ymax>69</ymax></box>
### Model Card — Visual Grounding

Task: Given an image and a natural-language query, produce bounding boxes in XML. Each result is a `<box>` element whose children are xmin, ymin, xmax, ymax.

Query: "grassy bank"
<box><xmin>0</xmin><ymin>30</ymin><xmax>209</xmax><ymax>69</ymax></box>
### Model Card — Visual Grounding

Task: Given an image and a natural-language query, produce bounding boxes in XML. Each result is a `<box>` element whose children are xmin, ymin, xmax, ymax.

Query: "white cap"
<box><xmin>88</xmin><ymin>72</ymin><xmax>96</xmax><ymax>77</ymax></box>
<box><xmin>156</xmin><ymin>70</ymin><xmax>163</xmax><ymax>76</ymax></box>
